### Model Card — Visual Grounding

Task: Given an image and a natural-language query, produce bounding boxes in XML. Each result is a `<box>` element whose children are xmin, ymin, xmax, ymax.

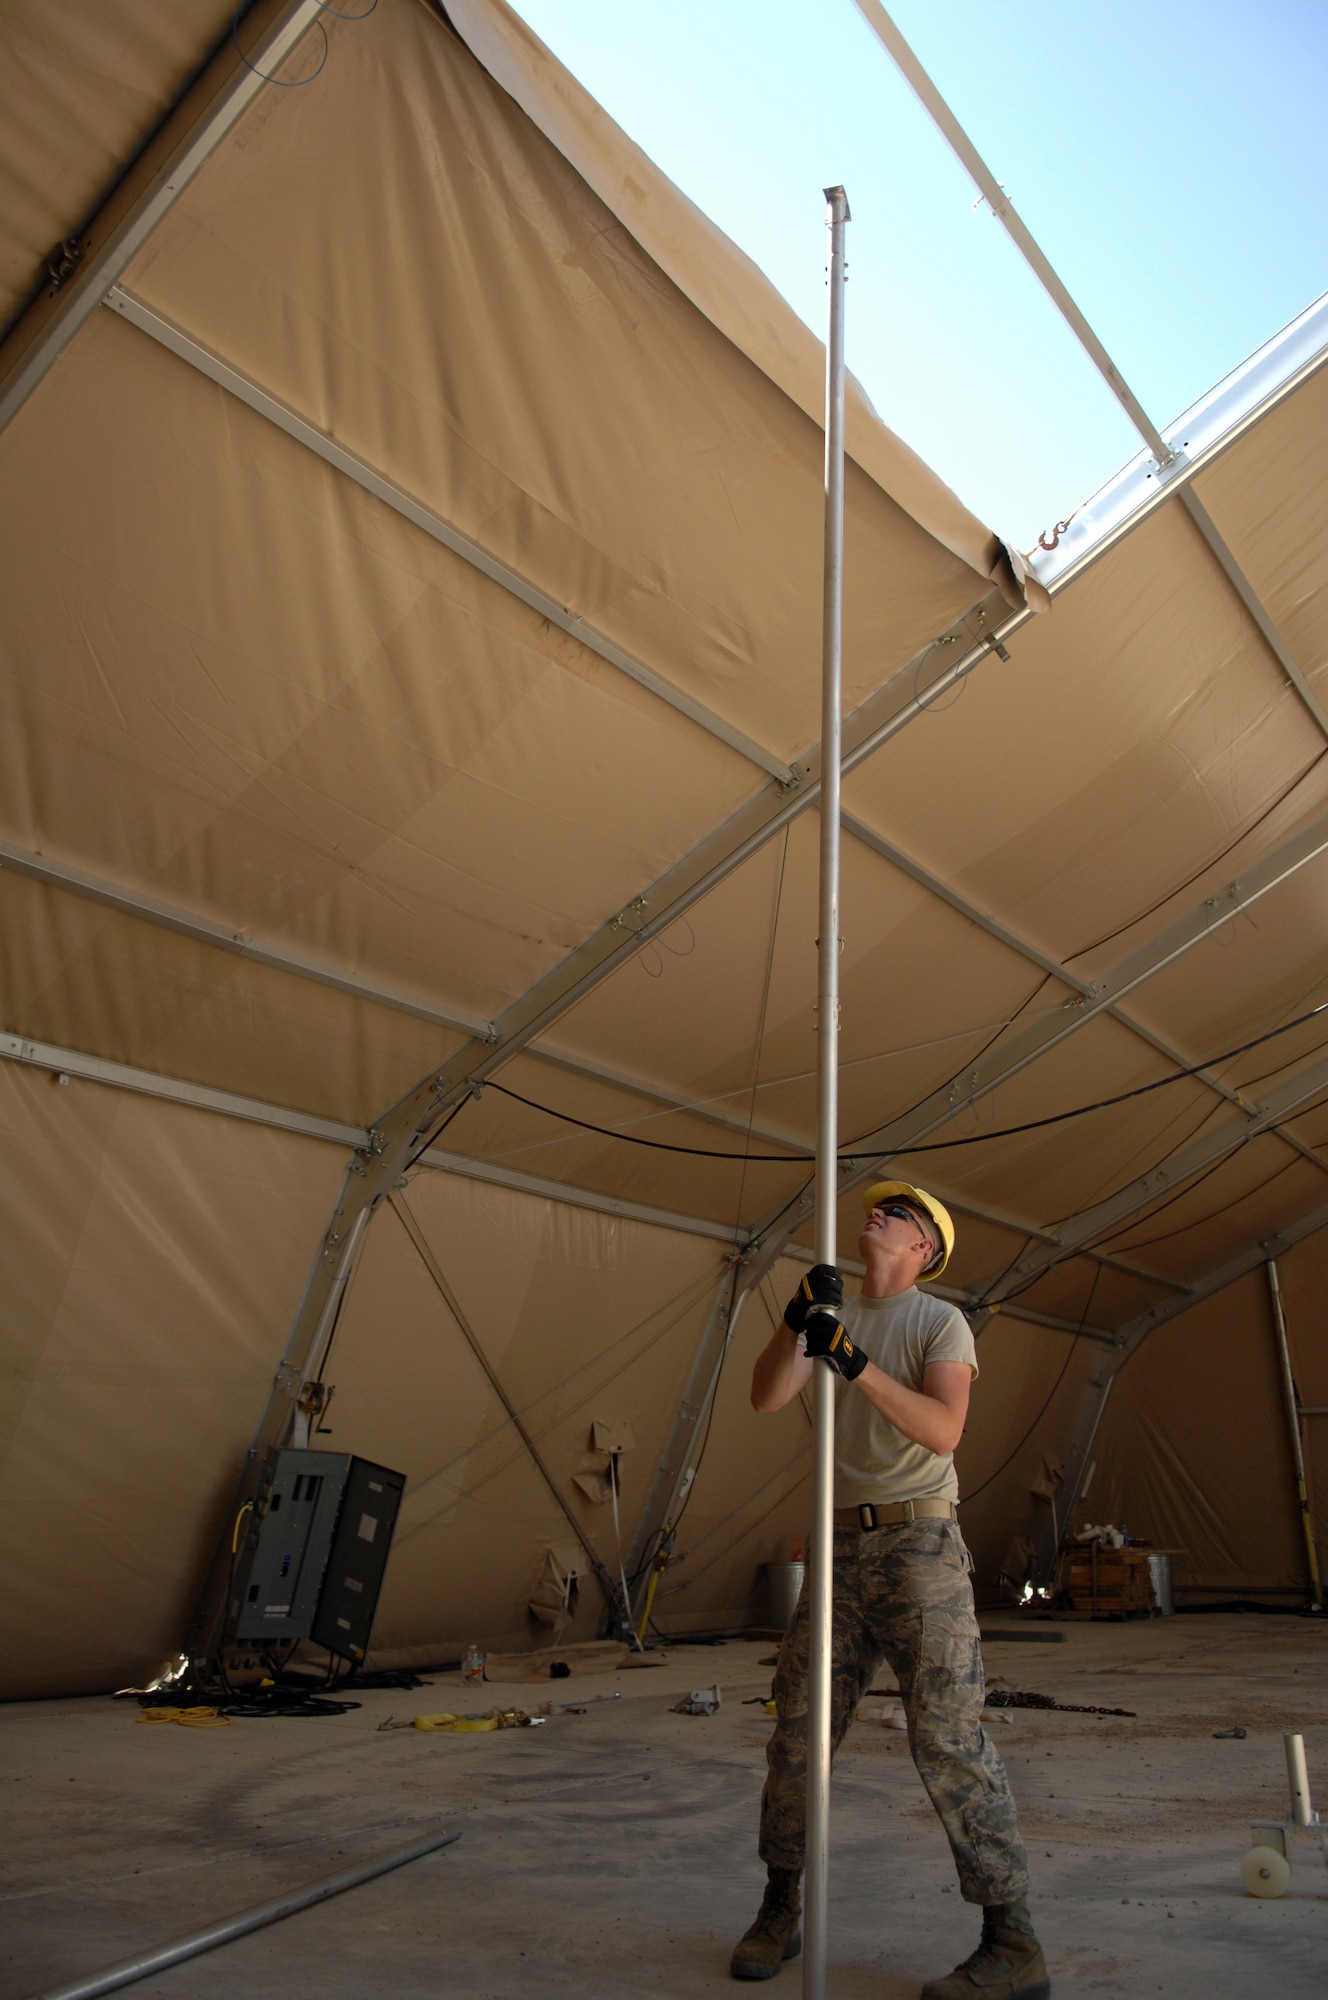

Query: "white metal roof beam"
<box><xmin>841</xmin><ymin>810</ymin><xmax>1328</xmax><ymax>1181</ymax></box>
<box><xmin>1176</xmin><ymin>489</ymin><xmax>1328</xmax><ymax>739</ymax></box>
<box><xmin>0</xmin><ymin>820</ymin><xmax>1226</xmax><ymax>1286</ymax></box>
<box><xmin>0</xmin><ymin>2</ymin><xmax>325</xmax><ymax>434</ymax></box>
<box><xmin>103</xmin><ymin>287</ymin><xmax>796</xmax><ymax>787</ymax></box>
<box><xmin>0</xmin><ymin>1030</ymin><xmax>749</xmax><ymax>1246</ymax></box>
<box><xmin>192</xmin><ymin>270</ymin><xmax>1328</xmax><ymax>1592</ymax></box>
<box><xmin>852</xmin><ymin>2</ymin><xmax>1169</xmax><ymax>461</ymax></box>
<box><xmin>1030</xmin><ymin>1192</ymin><xmax>1328</xmax><ymax>1584</ymax></box>
<box><xmin>0</xmin><ymin>837</ymin><xmax>488</xmax><ymax>1041</ymax></box>
<box><xmin>853</xmin><ymin>2</ymin><xmax>1328</xmax><ymax>747</ymax></box>
<box><xmin>966</xmin><ymin>1046</ymin><xmax>1328</xmax><ymax>1323</ymax></box>
<box><xmin>0</xmin><ymin>1030</ymin><xmax>368</xmax><ymax>1149</ymax></box>
<box><xmin>740</xmin><ymin>803</ymin><xmax>1328</xmax><ymax>1275</ymax></box>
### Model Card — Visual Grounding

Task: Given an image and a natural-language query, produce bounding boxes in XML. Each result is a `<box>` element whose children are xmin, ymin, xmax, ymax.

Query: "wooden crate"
<box><xmin>1065</xmin><ymin>1544</ymin><xmax>1156</xmax><ymax>1619</ymax></box>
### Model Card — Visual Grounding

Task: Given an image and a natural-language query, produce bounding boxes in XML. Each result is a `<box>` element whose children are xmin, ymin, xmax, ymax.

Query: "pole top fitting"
<box><xmin>823</xmin><ymin>185</ymin><xmax>851</xmax><ymax>220</ymax></box>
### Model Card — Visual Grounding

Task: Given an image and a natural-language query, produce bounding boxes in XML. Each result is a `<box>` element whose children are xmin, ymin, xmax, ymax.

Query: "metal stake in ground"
<box><xmin>804</xmin><ymin>182</ymin><xmax>849</xmax><ymax>2000</ymax></box>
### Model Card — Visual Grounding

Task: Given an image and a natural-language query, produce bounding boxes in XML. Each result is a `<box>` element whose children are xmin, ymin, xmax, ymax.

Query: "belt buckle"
<box><xmin>857</xmin><ymin>1503</ymin><xmax>876</xmax><ymax>1531</ymax></box>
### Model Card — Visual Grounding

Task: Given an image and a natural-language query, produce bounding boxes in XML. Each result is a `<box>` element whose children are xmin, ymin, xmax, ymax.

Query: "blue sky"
<box><xmin>510</xmin><ymin>1</ymin><xmax>1327</xmax><ymax>551</ymax></box>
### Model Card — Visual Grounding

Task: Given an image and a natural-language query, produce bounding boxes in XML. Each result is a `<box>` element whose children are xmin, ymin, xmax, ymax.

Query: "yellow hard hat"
<box><xmin>860</xmin><ymin>1181</ymin><xmax>955</xmax><ymax>1279</ymax></box>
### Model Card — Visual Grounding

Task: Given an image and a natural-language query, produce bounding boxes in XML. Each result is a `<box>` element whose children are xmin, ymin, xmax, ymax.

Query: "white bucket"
<box><xmin>766</xmin><ymin>1561</ymin><xmax>806</xmax><ymax>1631</ymax></box>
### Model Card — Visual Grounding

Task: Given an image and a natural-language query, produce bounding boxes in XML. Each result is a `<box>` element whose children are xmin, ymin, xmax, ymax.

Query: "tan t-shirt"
<box><xmin>833</xmin><ymin>1287</ymin><xmax>978</xmax><ymax>1507</ymax></box>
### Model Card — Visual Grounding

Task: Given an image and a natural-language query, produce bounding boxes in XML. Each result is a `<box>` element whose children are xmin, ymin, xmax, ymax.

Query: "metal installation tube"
<box><xmin>804</xmin><ymin>183</ymin><xmax>849</xmax><ymax>2000</ymax></box>
<box><xmin>1284</xmin><ymin>1732</ymin><xmax>1313</xmax><ymax>1826</ymax></box>
<box><xmin>1266</xmin><ymin>1259</ymin><xmax>1325</xmax><ymax>1609</ymax></box>
<box><xmin>28</xmin><ymin>1829</ymin><xmax>462</xmax><ymax>2000</ymax></box>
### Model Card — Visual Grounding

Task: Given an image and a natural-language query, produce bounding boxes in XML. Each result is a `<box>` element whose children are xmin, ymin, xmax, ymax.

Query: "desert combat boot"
<box><xmin>920</xmin><ymin>1900</ymin><xmax>1050</xmax><ymax>2000</ymax></box>
<box><xmin>729</xmin><ymin>1867</ymin><xmax>802</xmax><ymax>1981</ymax></box>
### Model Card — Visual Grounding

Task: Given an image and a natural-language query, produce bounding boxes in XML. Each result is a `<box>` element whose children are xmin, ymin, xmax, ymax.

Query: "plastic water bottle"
<box><xmin>461</xmin><ymin>1643</ymin><xmax>485</xmax><ymax>1687</ymax></box>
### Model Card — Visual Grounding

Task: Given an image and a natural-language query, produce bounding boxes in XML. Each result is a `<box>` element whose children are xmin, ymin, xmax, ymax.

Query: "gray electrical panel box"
<box><xmin>229</xmin><ymin>1448</ymin><xmax>403</xmax><ymax>1654</ymax></box>
<box><xmin>311</xmin><ymin>1458</ymin><xmax>406</xmax><ymax>1662</ymax></box>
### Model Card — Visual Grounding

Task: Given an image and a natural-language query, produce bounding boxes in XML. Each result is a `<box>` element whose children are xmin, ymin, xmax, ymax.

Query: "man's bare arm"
<box><xmin>750</xmin><ymin>1321</ymin><xmax>815</xmax><ymax>1412</ymax></box>
<box><xmin>850</xmin><ymin>1358</ymin><xmax>971</xmax><ymax>1454</ymax></box>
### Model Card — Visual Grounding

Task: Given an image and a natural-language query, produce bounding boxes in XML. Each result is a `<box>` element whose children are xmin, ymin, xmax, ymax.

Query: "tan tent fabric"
<box><xmin>0</xmin><ymin>1063</ymin><xmax>346</xmax><ymax>1699</ymax></box>
<box><xmin>0</xmin><ymin>1</ymin><xmax>237</xmax><ymax>324</ymax></box>
<box><xmin>441</xmin><ymin>0</ymin><xmax>1030</xmax><ymax>596</ymax></box>
<box><xmin>287</xmin><ymin>1170</ymin><xmax>773</xmax><ymax>1665</ymax></box>
<box><xmin>1086</xmin><ymin>1261</ymin><xmax>1321</xmax><ymax>1595</ymax></box>
<box><xmin>121</xmin><ymin>3</ymin><xmax>985</xmax><ymax>757</ymax></box>
<box><xmin>3</xmin><ymin>0</ymin><xmax>1328</xmax><ymax>1698</ymax></box>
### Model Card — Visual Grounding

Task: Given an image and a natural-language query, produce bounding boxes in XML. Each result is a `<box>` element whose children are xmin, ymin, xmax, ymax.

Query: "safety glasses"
<box><xmin>872</xmin><ymin>1203</ymin><xmax>927</xmax><ymax>1229</ymax></box>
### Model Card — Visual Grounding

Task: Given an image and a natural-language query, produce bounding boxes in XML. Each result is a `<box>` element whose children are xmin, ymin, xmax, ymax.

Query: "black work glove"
<box><xmin>783</xmin><ymin>1264</ymin><xmax>843</xmax><ymax>1335</ymax></box>
<box><xmin>803</xmin><ymin>1312</ymin><xmax>868</xmax><ymax>1381</ymax></box>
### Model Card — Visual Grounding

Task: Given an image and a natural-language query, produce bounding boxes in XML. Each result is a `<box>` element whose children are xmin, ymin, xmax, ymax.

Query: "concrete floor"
<box><xmin>3</xmin><ymin>1615</ymin><xmax>1325</xmax><ymax>2000</ymax></box>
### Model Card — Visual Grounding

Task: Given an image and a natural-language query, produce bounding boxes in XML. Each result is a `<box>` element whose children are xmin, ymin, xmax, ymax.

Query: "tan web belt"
<box><xmin>832</xmin><ymin>1498</ymin><xmax>958</xmax><ymax>1530</ymax></box>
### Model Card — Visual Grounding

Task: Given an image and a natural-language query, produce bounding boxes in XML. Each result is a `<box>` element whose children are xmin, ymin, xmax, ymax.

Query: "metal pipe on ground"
<box><xmin>804</xmin><ymin>182</ymin><xmax>849</xmax><ymax>2000</ymax></box>
<box><xmin>25</xmin><ymin>1828</ymin><xmax>462</xmax><ymax>2000</ymax></box>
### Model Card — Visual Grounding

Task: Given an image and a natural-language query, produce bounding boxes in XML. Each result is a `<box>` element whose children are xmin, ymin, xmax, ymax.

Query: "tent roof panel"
<box><xmin>0</xmin><ymin>311</ymin><xmax>773</xmax><ymax>1029</ymax></box>
<box><xmin>0</xmin><ymin>871</ymin><xmax>473</xmax><ymax>1128</ymax></box>
<box><xmin>1188</xmin><ymin>362</ymin><xmax>1328</xmax><ymax>703</ymax></box>
<box><xmin>442</xmin><ymin>0</ymin><xmax>1016</xmax><ymax>590</ymax></box>
<box><xmin>849</xmin><ymin>498</ymin><xmax>1327</xmax><ymax>969</ymax></box>
<box><xmin>0</xmin><ymin>1058</ymin><xmax>346</xmax><ymax>1700</ymax></box>
<box><xmin>121</xmin><ymin>2</ymin><xmax>985</xmax><ymax>765</ymax></box>
<box><xmin>0</xmin><ymin>0</ymin><xmax>235</xmax><ymax>325</ymax></box>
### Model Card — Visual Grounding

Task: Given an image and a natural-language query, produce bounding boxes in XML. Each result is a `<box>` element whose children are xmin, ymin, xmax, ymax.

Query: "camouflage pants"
<box><xmin>759</xmin><ymin>1521</ymin><xmax>1029</xmax><ymax>1905</ymax></box>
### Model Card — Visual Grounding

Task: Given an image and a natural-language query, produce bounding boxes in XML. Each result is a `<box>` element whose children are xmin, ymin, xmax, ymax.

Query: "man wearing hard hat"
<box><xmin>730</xmin><ymin>1184</ymin><xmax>1046</xmax><ymax>1999</ymax></box>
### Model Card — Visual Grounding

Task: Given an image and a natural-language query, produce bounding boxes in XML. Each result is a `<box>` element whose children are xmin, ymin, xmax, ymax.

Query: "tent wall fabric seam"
<box><xmin>1031</xmin><ymin>1190</ymin><xmax>1328</xmax><ymax>1584</ymax></box>
<box><xmin>102</xmin><ymin>286</ymin><xmax>798</xmax><ymax>787</ymax></box>
<box><xmin>439</xmin><ymin>0</ymin><xmax>1027</xmax><ymax>599</ymax></box>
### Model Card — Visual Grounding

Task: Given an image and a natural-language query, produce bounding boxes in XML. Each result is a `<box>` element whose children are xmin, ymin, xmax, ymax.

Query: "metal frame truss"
<box><xmin>840</xmin><ymin>811</ymin><xmax>1328</xmax><ymax>1182</ymax></box>
<box><xmin>737</xmin><ymin>802</ymin><xmax>1328</xmax><ymax>1290</ymax></box>
<box><xmin>102</xmin><ymin>287</ymin><xmax>796</xmax><ymax>787</ymax></box>
<box><xmin>0</xmin><ymin>1030</ymin><xmax>751</xmax><ymax>1246</ymax></box>
<box><xmin>5</xmin><ymin>0</ymin><xmax>1326</xmax><ymax>1661</ymax></box>
<box><xmin>965</xmin><ymin>1046</ymin><xmax>1328</xmax><ymax>1327</ymax></box>
<box><xmin>854</xmin><ymin>2</ymin><xmax>1328</xmax><ymax>744</ymax></box>
<box><xmin>0</xmin><ymin>838</ymin><xmax>487</xmax><ymax>1041</ymax></box>
<box><xmin>1030</xmin><ymin>1191</ymin><xmax>1328</xmax><ymax>1586</ymax></box>
<box><xmin>0</xmin><ymin>1</ymin><xmax>326</xmax><ymax>433</ymax></box>
<box><xmin>182</xmin><ymin>585</ymin><xmax>1019</xmax><ymax>1667</ymax></box>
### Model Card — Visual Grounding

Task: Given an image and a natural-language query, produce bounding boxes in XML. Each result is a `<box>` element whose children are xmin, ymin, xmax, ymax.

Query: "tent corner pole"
<box><xmin>805</xmin><ymin>181</ymin><xmax>849</xmax><ymax>2000</ymax></box>
<box><xmin>1265</xmin><ymin>1258</ymin><xmax>1324</xmax><ymax>1611</ymax></box>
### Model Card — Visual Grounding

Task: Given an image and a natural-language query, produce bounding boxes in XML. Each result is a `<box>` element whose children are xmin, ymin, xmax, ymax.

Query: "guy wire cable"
<box><xmin>478</xmin><ymin>998</ymin><xmax>1328</xmax><ymax>1163</ymax></box>
<box><xmin>1060</xmin><ymin>746</ymin><xmax>1328</xmax><ymax>967</ymax></box>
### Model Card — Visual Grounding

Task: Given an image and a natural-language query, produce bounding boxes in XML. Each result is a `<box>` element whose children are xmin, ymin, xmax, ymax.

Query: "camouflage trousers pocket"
<box><xmin>942</xmin><ymin>1519</ymin><xmax>975</xmax><ymax>1575</ymax></box>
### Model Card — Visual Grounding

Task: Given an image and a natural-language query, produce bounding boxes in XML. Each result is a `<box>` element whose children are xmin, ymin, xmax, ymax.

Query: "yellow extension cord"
<box><xmin>412</xmin><ymin>1711</ymin><xmax>500</xmax><ymax>1732</ymax></box>
<box><xmin>137</xmin><ymin>1706</ymin><xmax>231</xmax><ymax>1728</ymax></box>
